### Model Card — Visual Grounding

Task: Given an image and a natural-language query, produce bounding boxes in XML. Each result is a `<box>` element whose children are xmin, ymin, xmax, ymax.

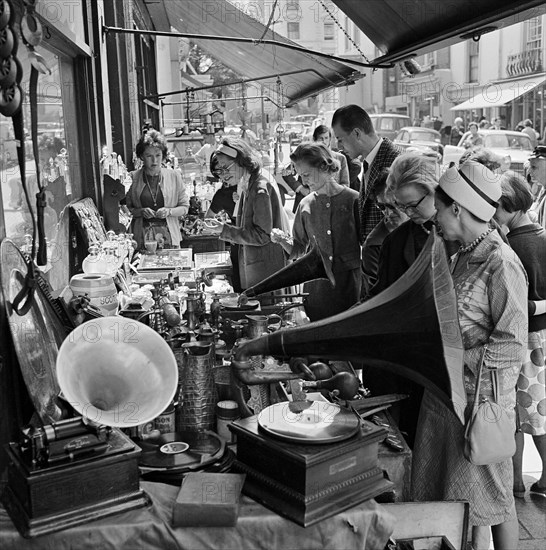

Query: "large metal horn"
<box><xmin>241</xmin><ymin>241</ymin><xmax>335</xmax><ymax>300</ymax></box>
<box><xmin>232</xmin><ymin>231</ymin><xmax>466</xmax><ymax>423</ymax></box>
<box><xmin>56</xmin><ymin>317</ymin><xmax>178</xmax><ymax>427</ymax></box>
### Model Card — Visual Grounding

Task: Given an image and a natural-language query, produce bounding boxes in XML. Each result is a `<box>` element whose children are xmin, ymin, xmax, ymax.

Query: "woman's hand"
<box><xmin>270</xmin><ymin>228</ymin><xmax>293</xmax><ymax>246</ymax></box>
<box><xmin>142</xmin><ymin>208</ymin><xmax>156</xmax><ymax>219</ymax></box>
<box><xmin>202</xmin><ymin>218</ymin><xmax>224</xmax><ymax>236</ymax></box>
<box><xmin>155</xmin><ymin>207</ymin><xmax>170</xmax><ymax>219</ymax></box>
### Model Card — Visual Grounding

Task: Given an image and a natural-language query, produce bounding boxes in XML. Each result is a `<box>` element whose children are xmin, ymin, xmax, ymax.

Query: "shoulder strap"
<box><xmin>471</xmin><ymin>345</ymin><xmax>488</xmax><ymax>417</ymax></box>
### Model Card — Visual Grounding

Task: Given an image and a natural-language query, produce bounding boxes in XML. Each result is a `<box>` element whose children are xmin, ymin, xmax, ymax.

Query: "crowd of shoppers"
<box><xmin>125</xmin><ymin>115</ymin><xmax>544</xmax><ymax>549</ymax></box>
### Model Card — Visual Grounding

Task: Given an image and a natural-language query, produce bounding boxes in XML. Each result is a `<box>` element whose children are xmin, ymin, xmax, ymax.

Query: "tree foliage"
<box><xmin>187</xmin><ymin>44</ymin><xmax>241</xmax><ymax>99</ymax></box>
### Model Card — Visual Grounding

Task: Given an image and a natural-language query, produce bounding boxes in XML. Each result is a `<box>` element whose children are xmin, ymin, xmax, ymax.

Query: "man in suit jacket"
<box><xmin>332</xmin><ymin>105</ymin><xmax>402</xmax><ymax>241</ymax></box>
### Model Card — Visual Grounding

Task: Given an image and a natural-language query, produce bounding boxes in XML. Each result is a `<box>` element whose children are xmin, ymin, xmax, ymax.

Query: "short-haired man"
<box><xmin>332</xmin><ymin>105</ymin><xmax>402</xmax><ymax>241</ymax></box>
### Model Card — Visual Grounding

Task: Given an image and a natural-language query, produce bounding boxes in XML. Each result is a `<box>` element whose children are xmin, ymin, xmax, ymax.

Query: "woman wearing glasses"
<box><xmin>205</xmin><ymin>137</ymin><xmax>289</xmax><ymax>290</ymax></box>
<box><xmin>413</xmin><ymin>161</ymin><xmax>527</xmax><ymax>550</ymax></box>
<box><xmin>364</xmin><ymin>152</ymin><xmax>440</xmax><ymax>447</ymax></box>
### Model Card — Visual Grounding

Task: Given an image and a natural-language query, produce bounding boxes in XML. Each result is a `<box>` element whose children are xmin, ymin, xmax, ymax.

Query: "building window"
<box><xmin>324</xmin><ymin>22</ymin><xmax>335</xmax><ymax>41</ymax></box>
<box><xmin>352</xmin><ymin>22</ymin><xmax>360</xmax><ymax>46</ymax></box>
<box><xmin>287</xmin><ymin>22</ymin><xmax>300</xmax><ymax>40</ymax></box>
<box><xmin>421</xmin><ymin>52</ymin><xmax>436</xmax><ymax>70</ymax></box>
<box><xmin>526</xmin><ymin>17</ymin><xmax>542</xmax><ymax>50</ymax></box>
<box><xmin>344</xmin><ymin>17</ymin><xmax>350</xmax><ymax>50</ymax></box>
<box><xmin>468</xmin><ymin>40</ymin><xmax>479</xmax><ymax>83</ymax></box>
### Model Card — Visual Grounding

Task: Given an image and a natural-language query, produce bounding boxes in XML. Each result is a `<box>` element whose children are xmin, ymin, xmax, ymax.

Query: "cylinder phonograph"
<box><xmin>1</xmin><ymin>316</ymin><xmax>179</xmax><ymax>538</ymax></box>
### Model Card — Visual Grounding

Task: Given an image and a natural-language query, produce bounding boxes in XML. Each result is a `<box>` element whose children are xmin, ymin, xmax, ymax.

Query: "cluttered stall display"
<box><xmin>0</xmin><ymin>171</ymin><xmax>470</xmax><ymax>549</ymax></box>
<box><xmin>1</xmin><ymin>8</ymin><xmax>466</xmax><ymax>547</ymax></box>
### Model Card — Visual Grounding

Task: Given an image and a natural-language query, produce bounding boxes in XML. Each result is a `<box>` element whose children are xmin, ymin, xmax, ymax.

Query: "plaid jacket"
<box><xmin>359</xmin><ymin>139</ymin><xmax>402</xmax><ymax>241</ymax></box>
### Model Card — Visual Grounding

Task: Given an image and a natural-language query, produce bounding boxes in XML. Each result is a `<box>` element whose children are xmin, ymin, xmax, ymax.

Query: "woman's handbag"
<box><xmin>463</xmin><ymin>346</ymin><xmax>516</xmax><ymax>466</ymax></box>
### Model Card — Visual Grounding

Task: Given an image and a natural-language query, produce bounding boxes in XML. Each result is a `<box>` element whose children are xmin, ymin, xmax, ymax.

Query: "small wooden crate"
<box><xmin>383</xmin><ymin>501</ymin><xmax>469</xmax><ymax>550</ymax></box>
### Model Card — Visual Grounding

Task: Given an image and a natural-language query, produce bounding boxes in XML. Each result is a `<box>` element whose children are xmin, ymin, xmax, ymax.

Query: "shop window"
<box><xmin>0</xmin><ymin>46</ymin><xmax>81</xmax><ymax>267</ymax></box>
<box><xmin>287</xmin><ymin>22</ymin><xmax>300</xmax><ymax>40</ymax></box>
<box><xmin>135</xmin><ymin>32</ymin><xmax>159</xmax><ymax>130</ymax></box>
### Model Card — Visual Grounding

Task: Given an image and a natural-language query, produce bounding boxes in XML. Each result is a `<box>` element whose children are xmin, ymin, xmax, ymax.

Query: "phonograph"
<box><xmin>225</xmin><ymin>230</ymin><xmax>466</xmax><ymax>526</ymax></box>
<box><xmin>0</xmin><ymin>301</ymin><xmax>179</xmax><ymax>538</ymax></box>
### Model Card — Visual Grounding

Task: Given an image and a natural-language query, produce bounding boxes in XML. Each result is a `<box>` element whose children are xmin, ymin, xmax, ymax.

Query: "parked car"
<box><xmin>442</xmin><ymin>130</ymin><xmax>533</xmax><ymax>175</ymax></box>
<box><xmin>301</xmin><ymin>125</ymin><xmax>314</xmax><ymax>143</ymax></box>
<box><xmin>222</xmin><ymin>126</ymin><xmax>242</xmax><ymax>136</ymax></box>
<box><xmin>291</xmin><ymin>114</ymin><xmax>317</xmax><ymax>125</ymax></box>
<box><xmin>393</xmin><ymin>127</ymin><xmax>443</xmax><ymax>160</ymax></box>
<box><xmin>369</xmin><ymin>113</ymin><xmax>411</xmax><ymax>141</ymax></box>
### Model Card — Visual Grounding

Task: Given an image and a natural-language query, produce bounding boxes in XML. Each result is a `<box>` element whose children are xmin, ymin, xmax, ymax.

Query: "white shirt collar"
<box><xmin>363</xmin><ymin>137</ymin><xmax>383</xmax><ymax>168</ymax></box>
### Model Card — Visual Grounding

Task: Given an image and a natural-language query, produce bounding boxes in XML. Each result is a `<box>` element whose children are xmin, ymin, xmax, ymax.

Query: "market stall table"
<box><xmin>0</xmin><ymin>480</ymin><xmax>395</xmax><ymax>549</ymax></box>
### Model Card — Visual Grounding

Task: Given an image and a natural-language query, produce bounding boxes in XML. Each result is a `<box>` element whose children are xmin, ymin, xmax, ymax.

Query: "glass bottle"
<box><xmin>82</xmin><ymin>245</ymin><xmax>109</xmax><ymax>274</ymax></box>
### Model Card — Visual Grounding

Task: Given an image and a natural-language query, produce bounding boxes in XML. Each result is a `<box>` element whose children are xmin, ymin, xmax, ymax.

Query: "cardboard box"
<box><xmin>383</xmin><ymin>501</ymin><xmax>469</xmax><ymax>550</ymax></box>
<box><xmin>172</xmin><ymin>473</ymin><xmax>245</xmax><ymax>527</ymax></box>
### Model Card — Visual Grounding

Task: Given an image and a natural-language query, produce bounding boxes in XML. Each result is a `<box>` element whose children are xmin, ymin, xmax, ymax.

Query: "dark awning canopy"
<box><xmin>331</xmin><ymin>0</ymin><xmax>546</xmax><ymax>64</ymax></box>
<box><xmin>145</xmin><ymin>0</ymin><xmax>363</xmax><ymax>107</ymax></box>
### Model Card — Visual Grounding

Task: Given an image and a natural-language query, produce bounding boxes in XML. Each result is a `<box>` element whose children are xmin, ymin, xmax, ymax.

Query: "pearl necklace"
<box><xmin>419</xmin><ymin>224</ymin><xmax>431</xmax><ymax>235</ymax></box>
<box><xmin>457</xmin><ymin>226</ymin><xmax>494</xmax><ymax>254</ymax></box>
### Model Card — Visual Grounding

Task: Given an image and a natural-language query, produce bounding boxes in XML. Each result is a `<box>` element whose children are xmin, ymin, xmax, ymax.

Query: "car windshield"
<box><xmin>484</xmin><ymin>134</ymin><xmax>532</xmax><ymax>150</ymax></box>
<box><xmin>410</xmin><ymin>131</ymin><xmax>439</xmax><ymax>142</ymax></box>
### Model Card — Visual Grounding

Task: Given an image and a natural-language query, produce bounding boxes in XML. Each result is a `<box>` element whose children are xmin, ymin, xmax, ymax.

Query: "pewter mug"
<box><xmin>245</xmin><ymin>314</ymin><xmax>282</xmax><ymax>339</ymax></box>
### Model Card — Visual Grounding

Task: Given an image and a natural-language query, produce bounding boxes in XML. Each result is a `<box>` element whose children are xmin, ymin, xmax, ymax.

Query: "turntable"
<box><xmin>138</xmin><ymin>430</ymin><xmax>235</xmax><ymax>485</ymax></box>
<box><xmin>230</xmin><ymin>400</ymin><xmax>393</xmax><ymax>527</ymax></box>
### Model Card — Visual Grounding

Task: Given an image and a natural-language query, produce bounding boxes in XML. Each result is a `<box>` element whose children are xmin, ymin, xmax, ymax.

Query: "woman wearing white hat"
<box><xmin>412</xmin><ymin>160</ymin><xmax>528</xmax><ymax>550</ymax></box>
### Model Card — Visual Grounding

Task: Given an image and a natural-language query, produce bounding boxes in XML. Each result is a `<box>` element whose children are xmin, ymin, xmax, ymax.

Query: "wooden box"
<box><xmin>383</xmin><ymin>501</ymin><xmax>469</xmax><ymax>550</ymax></box>
<box><xmin>182</xmin><ymin>235</ymin><xmax>226</xmax><ymax>254</ymax></box>
<box><xmin>1</xmin><ymin>429</ymin><xmax>149</xmax><ymax>538</ymax></box>
<box><xmin>172</xmin><ymin>473</ymin><xmax>246</xmax><ymax>527</ymax></box>
<box><xmin>230</xmin><ymin>415</ymin><xmax>393</xmax><ymax>527</ymax></box>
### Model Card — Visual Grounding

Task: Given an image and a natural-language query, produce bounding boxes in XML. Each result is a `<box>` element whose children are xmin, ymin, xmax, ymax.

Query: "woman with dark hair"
<box><xmin>361</xmin><ymin>168</ymin><xmax>408</xmax><ymax>295</ymax></box>
<box><xmin>206</xmin><ymin>137</ymin><xmax>289</xmax><ymax>289</ymax></box>
<box><xmin>463</xmin><ymin>121</ymin><xmax>483</xmax><ymax>149</ymax></box>
<box><xmin>367</xmin><ymin>152</ymin><xmax>440</xmax><ymax>298</ymax></box>
<box><xmin>413</xmin><ymin>161</ymin><xmax>528</xmax><ymax>550</ymax></box>
<box><xmin>271</xmin><ymin>143</ymin><xmax>361</xmax><ymax>321</ymax></box>
<box><xmin>363</xmin><ymin>152</ymin><xmax>440</xmax><ymax>446</ymax></box>
<box><xmin>126</xmin><ymin>129</ymin><xmax>189</xmax><ymax>250</ymax></box>
<box><xmin>494</xmin><ymin>171</ymin><xmax>546</xmax><ymax>500</ymax></box>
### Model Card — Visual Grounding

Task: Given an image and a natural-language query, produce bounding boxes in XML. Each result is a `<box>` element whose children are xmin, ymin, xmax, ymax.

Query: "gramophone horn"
<box><xmin>232</xmin><ymin>231</ymin><xmax>466</xmax><ymax>423</ymax></box>
<box><xmin>243</xmin><ymin>242</ymin><xmax>335</xmax><ymax>299</ymax></box>
<box><xmin>56</xmin><ymin>317</ymin><xmax>178</xmax><ymax>427</ymax></box>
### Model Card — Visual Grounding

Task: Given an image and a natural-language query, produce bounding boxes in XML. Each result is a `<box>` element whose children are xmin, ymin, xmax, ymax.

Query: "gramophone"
<box><xmin>1</xmin><ymin>316</ymin><xmax>179</xmax><ymax>538</ymax></box>
<box><xmin>227</xmin><ymin>231</ymin><xmax>466</xmax><ymax>526</ymax></box>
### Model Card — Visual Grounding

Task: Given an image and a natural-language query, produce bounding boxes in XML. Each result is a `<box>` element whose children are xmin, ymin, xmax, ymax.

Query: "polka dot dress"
<box><xmin>516</xmin><ymin>330</ymin><xmax>546</xmax><ymax>436</ymax></box>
